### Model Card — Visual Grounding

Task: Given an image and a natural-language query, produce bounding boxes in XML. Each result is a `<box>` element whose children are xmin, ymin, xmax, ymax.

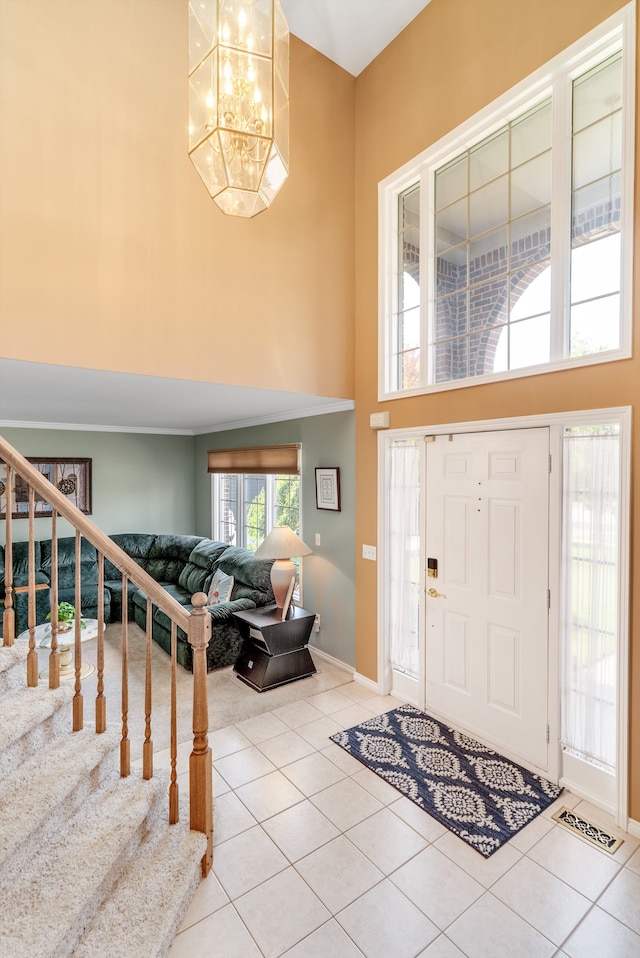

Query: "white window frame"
<box><xmin>379</xmin><ymin>4</ymin><xmax>635</xmax><ymax>400</ymax></box>
<box><xmin>211</xmin><ymin>472</ymin><xmax>305</xmax><ymax>597</ymax></box>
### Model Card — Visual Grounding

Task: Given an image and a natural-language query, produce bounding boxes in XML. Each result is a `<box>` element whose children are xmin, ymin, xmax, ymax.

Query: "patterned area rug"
<box><xmin>330</xmin><ymin>704</ymin><xmax>562</xmax><ymax>857</ymax></box>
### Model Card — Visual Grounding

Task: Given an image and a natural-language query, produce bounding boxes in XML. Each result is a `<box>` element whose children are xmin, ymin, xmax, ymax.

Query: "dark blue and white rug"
<box><xmin>330</xmin><ymin>704</ymin><xmax>562</xmax><ymax>857</ymax></box>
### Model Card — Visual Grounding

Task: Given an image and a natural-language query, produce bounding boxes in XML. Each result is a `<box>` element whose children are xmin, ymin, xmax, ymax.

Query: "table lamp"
<box><xmin>254</xmin><ymin>526</ymin><xmax>312</xmax><ymax>611</ymax></box>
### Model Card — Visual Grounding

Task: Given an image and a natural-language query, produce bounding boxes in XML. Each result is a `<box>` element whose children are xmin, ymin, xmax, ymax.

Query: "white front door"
<box><xmin>425</xmin><ymin>428</ymin><xmax>551</xmax><ymax>773</ymax></box>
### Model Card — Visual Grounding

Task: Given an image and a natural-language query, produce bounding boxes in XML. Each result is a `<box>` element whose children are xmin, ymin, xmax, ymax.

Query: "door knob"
<box><xmin>427</xmin><ymin>587</ymin><xmax>446</xmax><ymax>598</ymax></box>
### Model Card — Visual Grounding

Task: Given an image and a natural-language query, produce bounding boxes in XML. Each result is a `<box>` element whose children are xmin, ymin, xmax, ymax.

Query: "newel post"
<box><xmin>188</xmin><ymin>592</ymin><xmax>213</xmax><ymax>877</ymax></box>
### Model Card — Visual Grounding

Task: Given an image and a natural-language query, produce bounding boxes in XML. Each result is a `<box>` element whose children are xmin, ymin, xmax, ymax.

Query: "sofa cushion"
<box><xmin>3</xmin><ymin>540</ymin><xmax>44</xmax><ymax>581</ymax></box>
<box><xmin>145</xmin><ymin>535</ymin><xmax>204</xmax><ymax>585</ymax></box>
<box><xmin>131</xmin><ymin>581</ymin><xmax>192</xmax><ymax>614</ymax></box>
<box><xmin>57</xmin><ymin>585</ymin><xmax>111</xmax><ymax>617</ymax></box>
<box><xmin>41</xmin><ymin>536</ymin><xmax>98</xmax><ymax>588</ymax></box>
<box><xmin>217</xmin><ymin>547</ymin><xmax>274</xmax><ymax>607</ymax></box>
<box><xmin>105</xmin><ymin>533</ymin><xmax>156</xmax><ymax>579</ymax></box>
<box><xmin>178</xmin><ymin>539</ymin><xmax>228</xmax><ymax>595</ymax></box>
<box><xmin>104</xmin><ymin>578</ymin><xmax>138</xmax><ymax>622</ymax></box>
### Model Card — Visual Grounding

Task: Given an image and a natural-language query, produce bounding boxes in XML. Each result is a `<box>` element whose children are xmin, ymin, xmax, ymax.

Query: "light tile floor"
<box><xmin>168</xmin><ymin>681</ymin><xmax>640</xmax><ymax>958</ymax></box>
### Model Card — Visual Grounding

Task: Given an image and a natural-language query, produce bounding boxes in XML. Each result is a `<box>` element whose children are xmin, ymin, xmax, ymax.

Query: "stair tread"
<box><xmin>0</xmin><ymin>641</ymin><xmax>29</xmax><ymax>686</ymax></box>
<box><xmin>0</xmin><ymin>684</ymin><xmax>73</xmax><ymax>755</ymax></box>
<box><xmin>0</xmin><ymin>772</ymin><xmax>169</xmax><ymax>957</ymax></box>
<box><xmin>75</xmin><ymin>816</ymin><xmax>207</xmax><ymax>958</ymax></box>
<box><xmin>0</xmin><ymin>725</ymin><xmax>121</xmax><ymax>874</ymax></box>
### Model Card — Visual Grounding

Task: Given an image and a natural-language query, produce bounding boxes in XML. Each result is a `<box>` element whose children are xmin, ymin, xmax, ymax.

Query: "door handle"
<box><xmin>427</xmin><ymin>587</ymin><xmax>446</xmax><ymax>598</ymax></box>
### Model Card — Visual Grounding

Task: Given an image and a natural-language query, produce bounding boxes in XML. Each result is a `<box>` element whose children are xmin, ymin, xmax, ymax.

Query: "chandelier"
<box><xmin>188</xmin><ymin>0</ymin><xmax>290</xmax><ymax>218</ymax></box>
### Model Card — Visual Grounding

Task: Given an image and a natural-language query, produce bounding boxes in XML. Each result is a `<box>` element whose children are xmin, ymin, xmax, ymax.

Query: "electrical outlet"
<box><xmin>313</xmin><ymin>614</ymin><xmax>320</xmax><ymax>632</ymax></box>
<box><xmin>362</xmin><ymin>544</ymin><xmax>377</xmax><ymax>561</ymax></box>
<box><xmin>315</xmin><ymin>533</ymin><xmax>321</xmax><ymax>546</ymax></box>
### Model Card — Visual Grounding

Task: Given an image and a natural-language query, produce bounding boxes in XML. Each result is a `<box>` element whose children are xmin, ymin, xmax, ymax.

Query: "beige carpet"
<box><xmin>36</xmin><ymin>622</ymin><xmax>353</xmax><ymax>758</ymax></box>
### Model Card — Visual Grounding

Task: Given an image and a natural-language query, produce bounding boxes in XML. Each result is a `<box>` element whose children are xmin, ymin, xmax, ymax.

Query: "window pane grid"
<box><xmin>431</xmin><ymin>97</ymin><xmax>554</xmax><ymax>382</ymax></box>
<box><xmin>395</xmin><ymin>187</ymin><xmax>422</xmax><ymax>388</ymax></box>
<box><xmin>213</xmin><ymin>473</ymin><xmax>302</xmax><ymax>580</ymax></box>
<box><xmin>384</xmin><ymin>20</ymin><xmax>630</xmax><ymax>396</ymax></box>
<box><xmin>570</xmin><ymin>52</ymin><xmax>622</xmax><ymax>357</ymax></box>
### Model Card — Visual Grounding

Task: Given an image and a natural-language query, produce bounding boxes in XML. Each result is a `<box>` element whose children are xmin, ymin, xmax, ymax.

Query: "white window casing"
<box><xmin>379</xmin><ymin>3</ymin><xmax>635</xmax><ymax>399</ymax></box>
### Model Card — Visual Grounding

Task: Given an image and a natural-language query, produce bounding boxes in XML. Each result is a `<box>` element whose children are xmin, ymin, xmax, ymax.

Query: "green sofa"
<box><xmin>0</xmin><ymin>533</ymin><xmax>275</xmax><ymax>672</ymax></box>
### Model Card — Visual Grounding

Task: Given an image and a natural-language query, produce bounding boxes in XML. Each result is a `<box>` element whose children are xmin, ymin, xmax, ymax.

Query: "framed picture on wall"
<box><xmin>315</xmin><ymin>467</ymin><xmax>341</xmax><ymax>512</ymax></box>
<box><xmin>0</xmin><ymin>458</ymin><xmax>92</xmax><ymax>518</ymax></box>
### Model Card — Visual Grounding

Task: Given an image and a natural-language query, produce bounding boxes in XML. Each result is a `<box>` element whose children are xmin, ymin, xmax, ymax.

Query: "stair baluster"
<box><xmin>72</xmin><ymin>529</ymin><xmax>84</xmax><ymax>730</ymax></box>
<box><xmin>96</xmin><ymin>552</ymin><xmax>106</xmax><ymax>733</ymax></box>
<box><xmin>143</xmin><ymin>596</ymin><xmax>154</xmax><ymax>780</ymax></box>
<box><xmin>2</xmin><ymin>464</ymin><xmax>15</xmax><ymax>645</ymax></box>
<box><xmin>49</xmin><ymin>512</ymin><xmax>60</xmax><ymax>689</ymax></box>
<box><xmin>120</xmin><ymin>571</ymin><xmax>130</xmax><ymax>778</ymax></box>
<box><xmin>169</xmin><ymin>620</ymin><xmax>179</xmax><ymax>824</ymax></box>
<box><xmin>26</xmin><ymin>489</ymin><xmax>38</xmax><ymax>687</ymax></box>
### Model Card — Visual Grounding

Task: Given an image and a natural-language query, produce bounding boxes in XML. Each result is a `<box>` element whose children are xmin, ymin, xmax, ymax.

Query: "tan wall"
<box><xmin>354</xmin><ymin>0</ymin><xmax>640</xmax><ymax>816</ymax></box>
<box><xmin>0</xmin><ymin>0</ymin><xmax>355</xmax><ymax>400</ymax></box>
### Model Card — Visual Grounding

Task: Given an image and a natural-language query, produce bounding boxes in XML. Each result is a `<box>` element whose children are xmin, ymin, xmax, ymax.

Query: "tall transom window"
<box><xmin>380</xmin><ymin>6</ymin><xmax>633</xmax><ymax>396</ymax></box>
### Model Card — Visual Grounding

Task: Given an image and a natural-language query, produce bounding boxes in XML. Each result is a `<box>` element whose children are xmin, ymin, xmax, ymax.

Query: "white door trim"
<box><xmin>377</xmin><ymin>406</ymin><xmax>631</xmax><ymax>828</ymax></box>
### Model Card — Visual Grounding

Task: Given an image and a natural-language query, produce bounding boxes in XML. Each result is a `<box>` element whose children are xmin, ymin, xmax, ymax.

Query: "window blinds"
<box><xmin>207</xmin><ymin>444</ymin><xmax>301</xmax><ymax>475</ymax></box>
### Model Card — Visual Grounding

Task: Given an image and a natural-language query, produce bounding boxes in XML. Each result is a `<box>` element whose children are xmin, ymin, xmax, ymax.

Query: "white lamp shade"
<box><xmin>253</xmin><ymin>527</ymin><xmax>312</xmax><ymax>560</ymax></box>
<box><xmin>254</xmin><ymin>527</ymin><xmax>312</xmax><ymax>608</ymax></box>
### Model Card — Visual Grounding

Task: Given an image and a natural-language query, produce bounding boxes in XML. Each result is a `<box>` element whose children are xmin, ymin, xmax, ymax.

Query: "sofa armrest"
<box><xmin>206</xmin><ymin>597</ymin><xmax>256</xmax><ymax>622</ymax></box>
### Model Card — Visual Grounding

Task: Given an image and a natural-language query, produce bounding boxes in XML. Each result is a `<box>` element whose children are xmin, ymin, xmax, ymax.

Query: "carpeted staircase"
<box><xmin>0</xmin><ymin>641</ymin><xmax>207</xmax><ymax>958</ymax></box>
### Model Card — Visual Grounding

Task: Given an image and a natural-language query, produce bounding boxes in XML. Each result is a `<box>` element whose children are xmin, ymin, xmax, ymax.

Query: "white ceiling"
<box><xmin>1</xmin><ymin>1</ymin><xmax>431</xmax><ymax>435</ymax></box>
<box><xmin>282</xmin><ymin>0</ymin><xmax>431</xmax><ymax>77</ymax></box>
<box><xmin>0</xmin><ymin>360</ymin><xmax>354</xmax><ymax>435</ymax></box>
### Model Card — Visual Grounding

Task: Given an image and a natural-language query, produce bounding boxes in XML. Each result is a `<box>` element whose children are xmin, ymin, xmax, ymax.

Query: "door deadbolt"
<box><xmin>427</xmin><ymin>587</ymin><xmax>446</xmax><ymax>598</ymax></box>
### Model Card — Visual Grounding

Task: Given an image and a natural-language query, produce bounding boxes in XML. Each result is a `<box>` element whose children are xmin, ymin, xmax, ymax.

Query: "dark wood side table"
<box><xmin>232</xmin><ymin>606</ymin><xmax>316</xmax><ymax>692</ymax></box>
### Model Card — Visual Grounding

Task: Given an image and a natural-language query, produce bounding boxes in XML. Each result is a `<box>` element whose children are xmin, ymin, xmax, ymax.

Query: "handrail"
<box><xmin>0</xmin><ymin>438</ymin><xmax>190</xmax><ymax>633</ymax></box>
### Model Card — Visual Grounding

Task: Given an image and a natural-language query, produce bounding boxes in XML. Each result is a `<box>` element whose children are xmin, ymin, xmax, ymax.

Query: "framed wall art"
<box><xmin>315</xmin><ymin>467</ymin><xmax>341</xmax><ymax>512</ymax></box>
<box><xmin>0</xmin><ymin>458</ymin><xmax>92</xmax><ymax>519</ymax></box>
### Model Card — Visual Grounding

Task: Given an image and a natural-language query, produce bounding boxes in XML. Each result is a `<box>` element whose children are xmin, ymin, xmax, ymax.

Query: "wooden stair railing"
<box><xmin>0</xmin><ymin>437</ymin><xmax>213</xmax><ymax>876</ymax></box>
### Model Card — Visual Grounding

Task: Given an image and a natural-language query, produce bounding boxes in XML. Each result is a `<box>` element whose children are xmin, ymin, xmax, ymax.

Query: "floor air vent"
<box><xmin>552</xmin><ymin>806</ymin><xmax>623</xmax><ymax>854</ymax></box>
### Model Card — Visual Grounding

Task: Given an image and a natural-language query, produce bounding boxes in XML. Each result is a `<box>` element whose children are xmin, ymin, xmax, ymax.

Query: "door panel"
<box><xmin>425</xmin><ymin>428</ymin><xmax>550</xmax><ymax>773</ymax></box>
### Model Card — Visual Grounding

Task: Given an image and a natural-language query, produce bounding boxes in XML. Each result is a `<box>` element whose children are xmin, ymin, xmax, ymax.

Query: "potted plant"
<box><xmin>46</xmin><ymin>601</ymin><xmax>85</xmax><ymax>633</ymax></box>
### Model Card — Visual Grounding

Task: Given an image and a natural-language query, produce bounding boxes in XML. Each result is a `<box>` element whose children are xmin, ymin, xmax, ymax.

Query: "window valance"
<box><xmin>207</xmin><ymin>444</ymin><xmax>301</xmax><ymax>475</ymax></box>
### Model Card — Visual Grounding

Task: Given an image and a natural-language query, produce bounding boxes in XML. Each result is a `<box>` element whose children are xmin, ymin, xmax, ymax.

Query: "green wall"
<box><xmin>0</xmin><ymin>428</ymin><xmax>196</xmax><ymax>542</ymax></box>
<box><xmin>194</xmin><ymin>411</ymin><xmax>356</xmax><ymax>668</ymax></box>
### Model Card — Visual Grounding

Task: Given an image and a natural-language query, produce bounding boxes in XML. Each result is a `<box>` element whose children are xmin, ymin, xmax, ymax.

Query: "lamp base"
<box><xmin>270</xmin><ymin>558</ymin><xmax>295</xmax><ymax>611</ymax></box>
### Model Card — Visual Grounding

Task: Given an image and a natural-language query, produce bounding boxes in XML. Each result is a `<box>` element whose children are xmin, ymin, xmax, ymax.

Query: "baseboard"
<box><xmin>558</xmin><ymin>776</ymin><xmax>616</xmax><ymax>819</ymax></box>
<box><xmin>308</xmin><ymin>648</ymin><xmax>380</xmax><ymax>694</ymax></box>
<box><xmin>353</xmin><ymin>671</ymin><xmax>381</xmax><ymax>694</ymax></box>
<box><xmin>309</xmin><ymin>646</ymin><xmax>353</xmax><ymax>675</ymax></box>
<box><xmin>627</xmin><ymin>817</ymin><xmax>640</xmax><ymax>838</ymax></box>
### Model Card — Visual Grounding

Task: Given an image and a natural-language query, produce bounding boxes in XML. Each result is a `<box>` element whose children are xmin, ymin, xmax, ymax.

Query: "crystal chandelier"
<box><xmin>188</xmin><ymin>0</ymin><xmax>289</xmax><ymax>218</ymax></box>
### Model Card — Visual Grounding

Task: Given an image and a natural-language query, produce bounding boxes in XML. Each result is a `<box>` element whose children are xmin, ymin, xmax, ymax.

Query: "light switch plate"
<box><xmin>362</xmin><ymin>544</ymin><xmax>377</xmax><ymax>560</ymax></box>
